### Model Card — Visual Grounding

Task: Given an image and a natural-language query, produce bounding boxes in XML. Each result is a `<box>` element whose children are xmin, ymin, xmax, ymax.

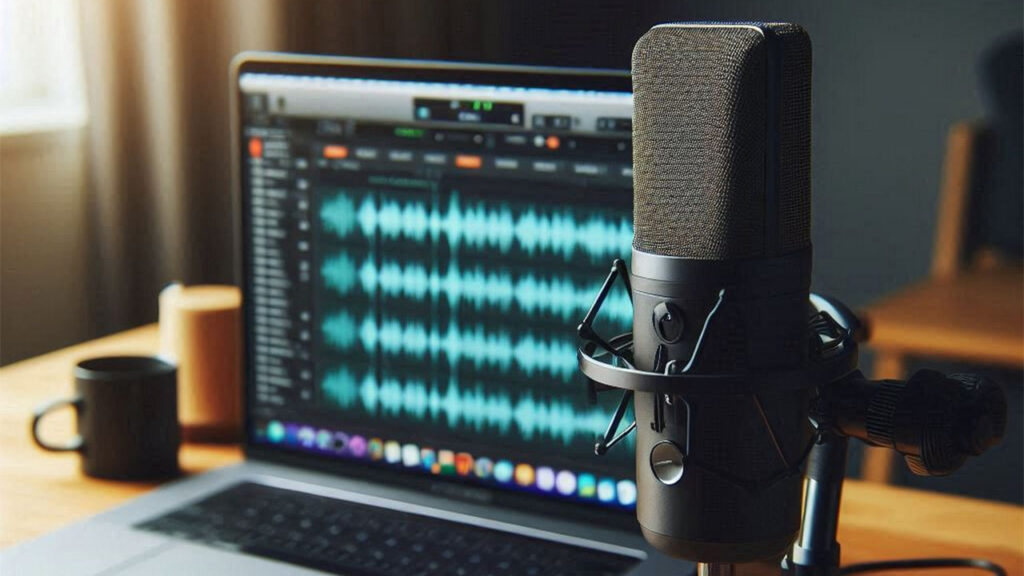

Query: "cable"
<box><xmin>839</xmin><ymin>558</ymin><xmax>1007</xmax><ymax>576</ymax></box>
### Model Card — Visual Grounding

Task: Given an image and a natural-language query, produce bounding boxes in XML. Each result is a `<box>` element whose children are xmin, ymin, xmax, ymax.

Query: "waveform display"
<box><xmin>321</xmin><ymin>193</ymin><xmax>357</xmax><ymax>238</ymax></box>
<box><xmin>322</xmin><ymin>368</ymin><xmax>620</xmax><ymax>445</ymax></box>
<box><xmin>322</xmin><ymin>312</ymin><xmax>358</xmax><ymax>349</ymax></box>
<box><xmin>321</xmin><ymin>253</ymin><xmax>632</xmax><ymax>324</ymax></box>
<box><xmin>319</xmin><ymin>191</ymin><xmax>632</xmax><ymax>261</ymax></box>
<box><xmin>322</xmin><ymin>311</ymin><xmax>578</xmax><ymax>379</ymax></box>
<box><xmin>316</xmin><ymin>176</ymin><xmax>634</xmax><ymax>469</ymax></box>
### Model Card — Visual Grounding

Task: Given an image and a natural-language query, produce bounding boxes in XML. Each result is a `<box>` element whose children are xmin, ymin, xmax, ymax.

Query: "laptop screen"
<box><xmin>237</xmin><ymin>59</ymin><xmax>636</xmax><ymax>515</ymax></box>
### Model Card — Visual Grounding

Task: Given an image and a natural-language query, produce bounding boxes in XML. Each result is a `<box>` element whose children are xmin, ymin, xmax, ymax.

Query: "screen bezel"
<box><xmin>231</xmin><ymin>52</ymin><xmax>636</xmax><ymax>532</ymax></box>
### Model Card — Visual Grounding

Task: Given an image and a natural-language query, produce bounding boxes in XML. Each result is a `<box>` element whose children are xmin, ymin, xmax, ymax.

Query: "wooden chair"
<box><xmin>859</xmin><ymin>121</ymin><xmax>1024</xmax><ymax>482</ymax></box>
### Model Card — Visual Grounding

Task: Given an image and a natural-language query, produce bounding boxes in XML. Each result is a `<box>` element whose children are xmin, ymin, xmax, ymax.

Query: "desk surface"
<box><xmin>2</xmin><ymin>325</ymin><xmax>1022</xmax><ymax>574</ymax></box>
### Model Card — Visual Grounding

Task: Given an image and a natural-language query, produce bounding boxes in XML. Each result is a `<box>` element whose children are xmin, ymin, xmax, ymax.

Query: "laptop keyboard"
<box><xmin>135</xmin><ymin>482</ymin><xmax>641</xmax><ymax>576</ymax></box>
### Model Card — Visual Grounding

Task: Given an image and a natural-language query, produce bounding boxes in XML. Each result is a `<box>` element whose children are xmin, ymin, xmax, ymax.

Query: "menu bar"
<box><xmin>240</xmin><ymin>73</ymin><xmax>632</xmax><ymax>135</ymax></box>
<box><xmin>310</xmin><ymin>143</ymin><xmax>633</xmax><ymax>182</ymax></box>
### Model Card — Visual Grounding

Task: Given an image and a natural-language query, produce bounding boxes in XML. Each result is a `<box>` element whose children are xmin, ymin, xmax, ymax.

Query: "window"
<box><xmin>0</xmin><ymin>0</ymin><xmax>87</xmax><ymax>134</ymax></box>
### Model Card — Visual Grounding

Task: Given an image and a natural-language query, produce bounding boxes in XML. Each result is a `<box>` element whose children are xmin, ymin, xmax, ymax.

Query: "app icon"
<box><xmin>597</xmin><ymin>478</ymin><xmax>616</xmax><ymax>503</ymax></box>
<box><xmin>330</xmin><ymin>431</ymin><xmax>348</xmax><ymax>453</ymax></box>
<box><xmin>438</xmin><ymin>450</ymin><xmax>456</xmax><ymax>475</ymax></box>
<box><xmin>315</xmin><ymin>429</ymin><xmax>333</xmax><ymax>451</ymax></box>
<box><xmin>348</xmin><ymin>435</ymin><xmax>367</xmax><ymax>458</ymax></box>
<box><xmin>298</xmin><ymin>426</ymin><xmax>316</xmax><ymax>448</ymax></box>
<box><xmin>474</xmin><ymin>457</ymin><xmax>494</xmax><ymax>479</ymax></box>
<box><xmin>455</xmin><ymin>452</ymin><xmax>474</xmax><ymax>476</ymax></box>
<box><xmin>535</xmin><ymin>467</ymin><xmax>555</xmax><ymax>492</ymax></box>
<box><xmin>617</xmin><ymin>480</ymin><xmax>638</xmax><ymax>507</ymax></box>
<box><xmin>493</xmin><ymin>460</ymin><xmax>514</xmax><ymax>484</ymax></box>
<box><xmin>402</xmin><ymin>443</ymin><xmax>420</xmax><ymax>467</ymax></box>
<box><xmin>578</xmin><ymin>473</ymin><xmax>596</xmax><ymax>498</ymax></box>
<box><xmin>287</xmin><ymin>424</ymin><xmax>302</xmax><ymax>444</ymax></box>
<box><xmin>384</xmin><ymin>441</ymin><xmax>401</xmax><ymax>464</ymax></box>
<box><xmin>555</xmin><ymin>470</ymin><xmax>576</xmax><ymax>496</ymax></box>
<box><xmin>420</xmin><ymin>448</ymin><xmax>436</xmax><ymax>472</ymax></box>
<box><xmin>368</xmin><ymin>438</ymin><xmax>384</xmax><ymax>460</ymax></box>
<box><xmin>514</xmin><ymin>463</ymin><xmax>535</xmax><ymax>487</ymax></box>
<box><xmin>267</xmin><ymin>421</ymin><xmax>285</xmax><ymax>443</ymax></box>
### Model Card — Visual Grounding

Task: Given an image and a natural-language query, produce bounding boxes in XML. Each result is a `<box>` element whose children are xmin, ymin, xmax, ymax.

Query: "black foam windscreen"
<box><xmin>632</xmin><ymin>23</ymin><xmax>811</xmax><ymax>259</ymax></box>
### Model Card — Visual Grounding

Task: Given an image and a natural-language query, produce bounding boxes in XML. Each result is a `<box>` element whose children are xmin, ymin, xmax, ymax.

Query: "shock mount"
<box><xmin>576</xmin><ymin>259</ymin><xmax>1007</xmax><ymax>576</ymax></box>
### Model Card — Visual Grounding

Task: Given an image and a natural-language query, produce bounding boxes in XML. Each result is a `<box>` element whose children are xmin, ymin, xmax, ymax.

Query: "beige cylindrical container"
<box><xmin>159</xmin><ymin>284</ymin><xmax>242</xmax><ymax>442</ymax></box>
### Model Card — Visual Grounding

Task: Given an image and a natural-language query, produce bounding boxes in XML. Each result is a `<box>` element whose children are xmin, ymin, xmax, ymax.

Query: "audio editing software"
<box><xmin>240</xmin><ymin>74</ymin><xmax>637</xmax><ymax>510</ymax></box>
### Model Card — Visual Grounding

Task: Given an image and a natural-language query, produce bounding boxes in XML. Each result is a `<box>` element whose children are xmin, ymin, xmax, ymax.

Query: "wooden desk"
<box><xmin>2</xmin><ymin>325</ymin><xmax>1022</xmax><ymax>575</ymax></box>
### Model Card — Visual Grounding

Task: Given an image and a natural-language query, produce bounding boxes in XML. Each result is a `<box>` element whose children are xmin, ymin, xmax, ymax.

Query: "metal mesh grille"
<box><xmin>631</xmin><ymin>24</ymin><xmax>811</xmax><ymax>259</ymax></box>
<box><xmin>767</xmin><ymin>23</ymin><xmax>812</xmax><ymax>253</ymax></box>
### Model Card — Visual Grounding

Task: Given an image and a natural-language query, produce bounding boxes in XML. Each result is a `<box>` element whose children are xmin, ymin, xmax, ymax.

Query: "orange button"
<box><xmin>323</xmin><ymin>145</ymin><xmax>349</xmax><ymax>159</ymax></box>
<box><xmin>248</xmin><ymin>137</ymin><xmax>263</xmax><ymax>158</ymax></box>
<box><xmin>455</xmin><ymin>154</ymin><xmax>482</xmax><ymax>169</ymax></box>
<box><xmin>545</xmin><ymin>135</ymin><xmax>560</xmax><ymax>150</ymax></box>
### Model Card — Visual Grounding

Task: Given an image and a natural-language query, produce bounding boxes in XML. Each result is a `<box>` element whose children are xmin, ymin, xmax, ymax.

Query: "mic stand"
<box><xmin>782</xmin><ymin>429</ymin><xmax>848</xmax><ymax>576</ymax></box>
<box><xmin>781</xmin><ymin>364</ymin><xmax>1007</xmax><ymax>576</ymax></box>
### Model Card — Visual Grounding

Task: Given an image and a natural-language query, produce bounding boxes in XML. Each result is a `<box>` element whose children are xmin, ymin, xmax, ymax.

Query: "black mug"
<box><xmin>31</xmin><ymin>356</ymin><xmax>180</xmax><ymax>480</ymax></box>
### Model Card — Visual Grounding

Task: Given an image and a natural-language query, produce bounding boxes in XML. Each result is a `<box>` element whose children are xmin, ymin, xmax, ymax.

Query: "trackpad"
<box><xmin>1</xmin><ymin>522</ymin><xmax>166</xmax><ymax>575</ymax></box>
<box><xmin>114</xmin><ymin>542</ymin><xmax>326</xmax><ymax>575</ymax></box>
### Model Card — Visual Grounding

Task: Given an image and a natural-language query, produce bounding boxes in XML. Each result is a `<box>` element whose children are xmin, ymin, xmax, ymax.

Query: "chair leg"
<box><xmin>861</xmin><ymin>352</ymin><xmax>907</xmax><ymax>483</ymax></box>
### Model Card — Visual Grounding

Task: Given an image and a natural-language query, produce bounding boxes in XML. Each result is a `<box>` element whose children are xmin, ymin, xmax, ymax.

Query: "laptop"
<box><xmin>2</xmin><ymin>54</ymin><xmax>689</xmax><ymax>576</ymax></box>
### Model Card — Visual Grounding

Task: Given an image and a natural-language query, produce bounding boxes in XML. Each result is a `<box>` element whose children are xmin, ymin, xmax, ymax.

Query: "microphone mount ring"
<box><xmin>578</xmin><ymin>257</ymin><xmax>862</xmax><ymax>399</ymax></box>
<box><xmin>579</xmin><ymin>347</ymin><xmax>858</xmax><ymax>396</ymax></box>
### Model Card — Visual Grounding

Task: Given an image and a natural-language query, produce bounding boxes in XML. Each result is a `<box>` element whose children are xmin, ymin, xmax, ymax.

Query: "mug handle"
<box><xmin>31</xmin><ymin>396</ymin><xmax>84</xmax><ymax>452</ymax></box>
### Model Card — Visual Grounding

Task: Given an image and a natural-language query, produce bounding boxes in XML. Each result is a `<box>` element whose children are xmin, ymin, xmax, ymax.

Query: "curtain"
<box><xmin>80</xmin><ymin>0</ymin><xmax>285</xmax><ymax>333</ymax></box>
<box><xmin>78</xmin><ymin>0</ymin><xmax>502</xmax><ymax>334</ymax></box>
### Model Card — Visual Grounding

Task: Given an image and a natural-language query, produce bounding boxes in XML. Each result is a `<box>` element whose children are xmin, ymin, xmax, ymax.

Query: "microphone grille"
<box><xmin>773</xmin><ymin>23</ymin><xmax>813</xmax><ymax>255</ymax></box>
<box><xmin>632</xmin><ymin>24</ymin><xmax>811</xmax><ymax>259</ymax></box>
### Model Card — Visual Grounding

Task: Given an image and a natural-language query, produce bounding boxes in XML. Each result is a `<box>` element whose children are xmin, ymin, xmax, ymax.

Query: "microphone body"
<box><xmin>631</xmin><ymin>23</ymin><xmax>813</xmax><ymax>562</ymax></box>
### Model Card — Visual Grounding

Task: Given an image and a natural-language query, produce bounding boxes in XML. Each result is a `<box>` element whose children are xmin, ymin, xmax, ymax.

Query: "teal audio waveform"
<box><xmin>319</xmin><ymin>190</ymin><xmax>632</xmax><ymax>261</ymax></box>
<box><xmin>321</xmin><ymin>253</ymin><xmax>632</xmax><ymax>324</ymax></box>
<box><xmin>322</xmin><ymin>368</ymin><xmax>622</xmax><ymax>445</ymax></box>
<box><xmin>322</xmin><ymin>311</ymin><xmax>578</xmax><ymax>379</ymax></box>
<box><xmin>322</xmin><ymin>312</ymin><xmax>358</xmax><ymax>348</ymax></box>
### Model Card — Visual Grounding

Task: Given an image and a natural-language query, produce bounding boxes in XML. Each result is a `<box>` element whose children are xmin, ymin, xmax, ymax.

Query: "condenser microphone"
<box><xmin>579</xmin><ymin>21</ymin><xmax>1007</xmax><ymax>573</ymax></box>
<box><xmin>630</xmin><ymin>23</ymin><xmax>812</xmax><ymax>562</ymax></box>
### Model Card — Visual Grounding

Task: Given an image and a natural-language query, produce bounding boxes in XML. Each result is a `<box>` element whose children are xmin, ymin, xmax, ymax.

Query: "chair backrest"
<box><xmin>931</xmin><ymin>34</ymin><xmax>1023</xmax><ymax>279</ymax></box>
<box><xmin>931</xmin><ymin>122</ymin><xmax>981</xmax><ymax>279</ymax></box>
